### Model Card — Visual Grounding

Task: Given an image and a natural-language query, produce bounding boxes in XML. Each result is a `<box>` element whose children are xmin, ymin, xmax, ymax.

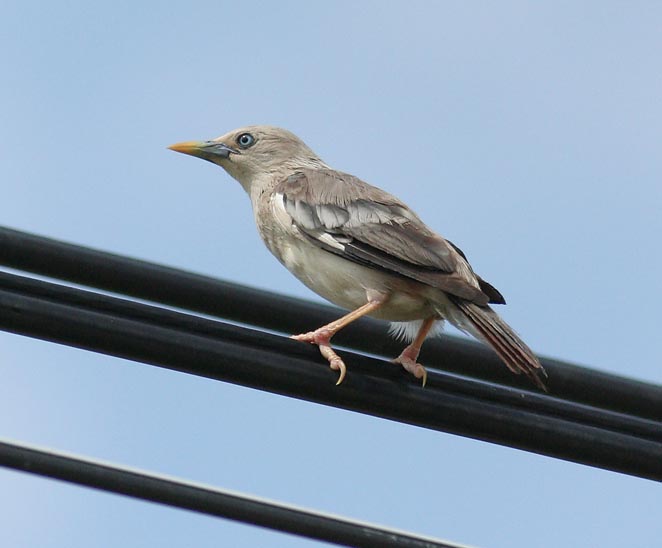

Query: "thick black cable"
<box><xmin>0</xmin><ymin>270</ymin><xmax>659</xmax><ymax>444</ymax></box>
<box><xmin>0</xmin><ymin>439</ymin><xmax>460</xmax><ymax>548</ymax></box>
<box><xmin>0</xmin><ymin>226</ymin><xmax>660</xmax><ymax>421</ymax></box>
<box><xmin>0</xmin><ymin>273</ymin><xmax>661</xmax><ymax>480</ymax></box>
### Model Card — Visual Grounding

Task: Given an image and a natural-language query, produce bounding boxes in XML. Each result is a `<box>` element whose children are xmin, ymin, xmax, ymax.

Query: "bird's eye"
<box><xmin>236</xmin><ymin>133</ymin><xmax>255</xmax><ymax>149</ymax></box>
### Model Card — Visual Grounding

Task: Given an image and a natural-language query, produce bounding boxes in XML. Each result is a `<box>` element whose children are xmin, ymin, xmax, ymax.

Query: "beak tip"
<box><xmin>168</xmin><ymin>141</ymin><xmax>197</xmax><ymax>155</ymax></box>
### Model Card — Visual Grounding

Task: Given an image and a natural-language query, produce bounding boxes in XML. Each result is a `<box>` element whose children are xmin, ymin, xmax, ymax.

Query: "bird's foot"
<box><xmin>291</xmin><ymin>328</ymin><xmax>347</xmax><ymax>385</ymax></box>
<box><xmin>393</xmin><ymin>346</ymin><xmax>428</xmax><ymax>388</ymax></box>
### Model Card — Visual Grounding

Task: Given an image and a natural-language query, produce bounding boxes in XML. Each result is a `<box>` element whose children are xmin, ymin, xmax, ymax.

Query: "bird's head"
<box><xmin>169</xmin><ymin>125</ymin><xmax>327</xmax><ymax>192</ymax></box>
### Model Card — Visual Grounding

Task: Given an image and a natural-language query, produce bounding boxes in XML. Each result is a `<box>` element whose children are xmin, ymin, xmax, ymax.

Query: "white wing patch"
<box><xmin>281</xmin><ymin>190</ymin><xmax>401</xmax><ymax>232</ymax></box>
<box><xmin>275</xmin><ymin>192</ymin><xmax>348</xmax><ymax>252</ymax></box>
<box><xmin>316</xmin><ymin>204</ymin><xmax>349</xmax><ymax>228</ymax></box>
<box><xmin>315</xmin><ymin>230</ymin><xmax>346</xmax><ymax>251</ymax></box>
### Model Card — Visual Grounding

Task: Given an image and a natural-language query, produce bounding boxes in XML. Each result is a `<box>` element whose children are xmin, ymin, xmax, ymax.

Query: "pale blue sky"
<box><xmin>1</xmin><ymin>2</ymin><xmax>661</xmax><ymax>547</ymax></box>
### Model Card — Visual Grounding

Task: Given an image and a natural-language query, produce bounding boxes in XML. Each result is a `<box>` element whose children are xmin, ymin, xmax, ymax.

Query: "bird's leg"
<box><xmin>393</xmin><ymin>316</ymin><xmax>437</xmax><ymax>387</ymax></box>
<box><xmin>291</xmin><ymin>294</ymin><xmax>387</xmax><ymax>385</ymax></box>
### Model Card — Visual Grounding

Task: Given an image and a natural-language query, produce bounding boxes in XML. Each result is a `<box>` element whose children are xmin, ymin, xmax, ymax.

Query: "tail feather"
<box><xmin>451</xmin><ymin>299</ymin><xmax>547</xmax><ymax>391</ymax></box>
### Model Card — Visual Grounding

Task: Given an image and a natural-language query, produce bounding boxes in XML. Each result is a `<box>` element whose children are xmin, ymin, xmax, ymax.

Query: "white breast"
<box><xmin>253</xmin><ymin>192</ymin><xmax>436</xmax><ymax>321</ymax></box>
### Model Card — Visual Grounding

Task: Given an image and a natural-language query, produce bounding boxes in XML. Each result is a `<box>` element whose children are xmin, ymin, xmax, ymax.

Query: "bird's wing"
<box><xmin>274</xmin><ymin>169</ymin><xmax>503</xmax><ymax>305</ymax></box>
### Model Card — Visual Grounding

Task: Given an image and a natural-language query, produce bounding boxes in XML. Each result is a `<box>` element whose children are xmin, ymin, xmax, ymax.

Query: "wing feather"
<box><xmin>276</xmin><ymin>169</ymin><xmax>500</xmax><ymax>305</ymax></box>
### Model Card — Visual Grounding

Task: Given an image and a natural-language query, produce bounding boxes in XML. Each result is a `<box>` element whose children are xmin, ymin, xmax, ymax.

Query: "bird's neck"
<box><xmin>243</xmin><ymin>156</ymin><xmax>330</xmax><ymax>197</ymax></box>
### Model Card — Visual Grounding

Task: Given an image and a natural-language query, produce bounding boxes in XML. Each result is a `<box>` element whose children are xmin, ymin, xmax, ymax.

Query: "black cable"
<box><xmin>1</xmin><ymin>270</ymin><xmax>659</xmax><ymax>443</ymax></box>
<box><xmin>0</xmin><ymin>439</ymin><xmax>459</xmax><ymax>548</ymax></box>
<box><xmin>1</xmin><ymin>226</ymin><xmax>660</xmax><ymax>421</ymax></box>
<box><xmin>1</xmin><ymin>272</ymin><xmax>661</xmax><ymax>480</ymax></box>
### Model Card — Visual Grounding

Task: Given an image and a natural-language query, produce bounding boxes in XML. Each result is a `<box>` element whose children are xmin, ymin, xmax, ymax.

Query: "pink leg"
<box><xmin>291</xmin><ymin>296</ymin><xmax>386</xmax><ymax>385</ymax></box>
<box><xmin>393</xmin><ymin>317</ymin><xmax>436</xmax><ymax>387</ymax></box>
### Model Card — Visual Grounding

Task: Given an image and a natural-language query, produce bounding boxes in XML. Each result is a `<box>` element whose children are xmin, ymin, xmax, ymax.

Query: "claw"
<box><xmin>292</xmin><ymin>329</ymin><xmax>348</xmax><ymax>385</ymax></box>
<box><xmin>320</xmin><ymin>343</ymin><xmax>347</xmax><ymax>385</ymax></box>
<box><xmin>289</xmin><ymin>299</ymin><xmax>387</xmax><ymax>386</ymax></box>
<box><xmin>393</xmin><ymin>349</ymin><xmax>428</xmax><ymax>388</ymax></box>
<box><xmin>331</xmin><ymin>357</ymin><xmax>347</xmax><ymax>386</ymax></box>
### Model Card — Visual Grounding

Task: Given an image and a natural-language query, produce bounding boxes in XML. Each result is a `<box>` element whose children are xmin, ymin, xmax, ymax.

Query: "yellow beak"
<box><xmin>168</xmin><ymin>140</ymin><xmax>236</xmax><ymax>162</ymax></box>
<box><xmin>168</xmin><ymin>141</ymin><xmax>207</xmax><ymax>157</ymax></box>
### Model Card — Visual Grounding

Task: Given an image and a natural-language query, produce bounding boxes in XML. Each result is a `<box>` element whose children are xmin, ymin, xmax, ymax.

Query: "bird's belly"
<box><xmin>271</xmin><ymin>238</ymin><xmax>435</xmax><ymax>321</ymax></box>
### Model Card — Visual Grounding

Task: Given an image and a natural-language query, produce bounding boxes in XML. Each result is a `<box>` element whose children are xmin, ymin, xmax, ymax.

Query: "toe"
<box><xmin>291</xmin><ymin>331</ymin><xmax>314</xmax><ymax>343</ymax></box>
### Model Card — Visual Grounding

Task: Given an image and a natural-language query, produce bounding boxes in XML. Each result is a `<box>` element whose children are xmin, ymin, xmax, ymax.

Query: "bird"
<box><xmin>169</xmin><ymin>126</ymin><xmax>547</xmax><ymax>390</ymax></box>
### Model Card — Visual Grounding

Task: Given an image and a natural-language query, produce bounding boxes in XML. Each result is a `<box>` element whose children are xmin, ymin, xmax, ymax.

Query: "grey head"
<box><xmin>169</xmin><ymin>125</ymin><xmax>328</xmax><ymax>192</ymax></box>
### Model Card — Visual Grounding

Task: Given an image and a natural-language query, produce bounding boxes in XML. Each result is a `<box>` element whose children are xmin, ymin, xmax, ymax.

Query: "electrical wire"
<box><xmin>1</xmin><ymin>225</ymin><xmax>660</xmax><ymax>421</ymax></box>
<box><xmin>1</xmin><ymin>270</ymin><xmax>660</xmax><ymax>481</ymax></box>
<box><xmin>0</xmin><ymin>439</ymin><xmax>466</xmax><ymax>548</ymax></box>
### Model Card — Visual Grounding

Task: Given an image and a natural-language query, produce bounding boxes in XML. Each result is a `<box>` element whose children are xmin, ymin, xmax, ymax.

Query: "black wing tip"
<box><xmin>477</xmin><ymin>276</ymin><xmax>506</xmax><ymax>305</ymax></box>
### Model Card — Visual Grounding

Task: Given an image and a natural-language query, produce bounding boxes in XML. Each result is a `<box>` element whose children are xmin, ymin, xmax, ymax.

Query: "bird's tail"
<box><xmin>450</xmin><ymin>299</ymin><xmax>548</xmax><ymax>391</ymax></box>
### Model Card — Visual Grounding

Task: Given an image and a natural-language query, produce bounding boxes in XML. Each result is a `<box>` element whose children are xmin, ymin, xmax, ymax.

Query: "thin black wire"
<box><xmin>0</xmin><ymin>439</ymin><xmax>460</xmax><ymax>548</ymax></box>
<box><xmin>1</xmin><ymin>225</ymin><xmax>660</xmax><ymax>421</ymax></box>
<box><xmin>1</xmin><ymin>271</ymin><xmax>661</xmax><ymax>480</ymax></box>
